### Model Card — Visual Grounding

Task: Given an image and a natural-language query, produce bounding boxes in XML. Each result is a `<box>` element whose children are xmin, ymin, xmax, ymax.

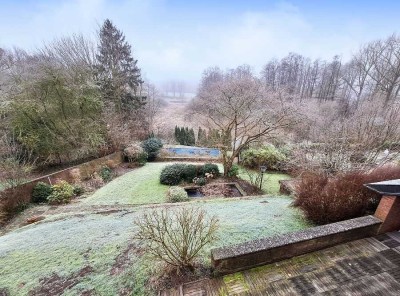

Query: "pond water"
<box><xmin>185</xmin><ymin>188</ymin><xmax>204</xmax><ymax>198</ymax></box>
<box><xmin>165</xmin><ymin>147</ymin><xmax>220</xmax><ymax>157</ymax></box>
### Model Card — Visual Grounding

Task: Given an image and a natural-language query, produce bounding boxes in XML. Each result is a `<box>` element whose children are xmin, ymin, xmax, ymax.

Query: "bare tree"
<box><xmin>141</xmin><ymin>81</ymin><xmax>164</xmax><ymax>131</ymax></box>
<box><xmin>191</xmin><ymin>66</ymin><xmax>298</xmax><ymax>175</ymax></box>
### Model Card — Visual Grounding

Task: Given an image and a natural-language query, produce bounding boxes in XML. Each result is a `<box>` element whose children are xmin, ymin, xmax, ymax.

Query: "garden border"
<box><xmin>211</xmin><ymin>215</ymin><xmax>382</xmax><ymax>275</ymax></box>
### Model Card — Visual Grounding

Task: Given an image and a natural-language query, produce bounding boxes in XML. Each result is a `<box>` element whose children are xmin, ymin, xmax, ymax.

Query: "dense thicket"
<box><xmin>0</xmin><ymin>20</ymin><xmax>162</xmax><ymax>177</ymax></box>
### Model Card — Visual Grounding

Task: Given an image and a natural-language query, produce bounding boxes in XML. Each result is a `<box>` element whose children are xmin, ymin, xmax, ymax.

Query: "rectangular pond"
<box><xmin>165</xmin><ymin>146</ymin><xmax>221</xmax><ymax>157</ymax></box>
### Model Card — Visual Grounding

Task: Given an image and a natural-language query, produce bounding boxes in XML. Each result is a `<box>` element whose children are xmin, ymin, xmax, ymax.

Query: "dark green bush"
<box><xmin>182</xmin><ymin>164</ymin><xmax>197</xmax><ymax>182</ymax></box>
<box><xmin>200</xmin><ymin>163</ymin><xmax>220</xmax><ymax>177</ymax></box>
<box><xmin>241</xmin><ymin>145</ymin><xmax>286</xmax><ymax>170</ymax></box>
<box><xmin>32</xmin><ymin>182</ymin><xmax>53</xmax><ymax>203</ymax></box>
<box><xmin>47</xmin><ymin>181</ymin><xmax>74</xmax><ymax>204</ymax></box>
<box><xmin>193</xmin><ymin>177</ymin><xmax>206</xmax><ymax>186</ymax></box>
<box><xmin>227</xmin><ymin>164</ymin><xmax>240</xmax><ymax>177</ymax></box>
<box><xmin>73</xmin><ymin>185</ymin><xmax>85</xmax><ymax>196</ymax></box>
<box><xmin>160</xmin><ymin>163</ymin><xmax>220</xmax><ymax>185</ymax></box>
<box><xmin>142</xmin><ymin>137</ymin><xmax>163</xmax><ymax>161</ymax></box>
<box><xmin>99</xmin><ymin>166</ymin><xmax>113</xmax><ymax>182</ymax></box>
<box><xmin>160</xmin><ymin>164</ymin><xmax>187</xmax><ymax>185</ymax></box>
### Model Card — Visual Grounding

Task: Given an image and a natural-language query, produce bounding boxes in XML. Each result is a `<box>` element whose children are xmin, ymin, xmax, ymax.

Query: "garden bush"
<box><xmin>47</xmin><ymin>181</ymin><xmax>74</xmax><ymax>204</ymax></box>
<box><xmin>123</xmin><ymin>143</ymin><xmax>148</xmax><ymax>166</ymax></box>
<box><xmin>73</xmin><ymin>185</ymin><xmax>85</xmax><ymax>196</ymax></box>
<box><xmin>142</xmin><ymin>137</ymin><xmax>163</xmax><ymax>161</ymax></box>
<box><xmin>241</xmin><ymin>145</ymin><xmax>287</xmax><ymax>170</ymax></box>
<box><xmin>160</xmin><ymin>163</ymin><xmax>187</xmax><ymax>185</ymax></box>
<box><xmin>193</xmin><ymin>177</ymin><xmax>206</xmax><ymax>186</ymax></box>
<box><xmin>0</xmin><ymin>186</ymin><xmax>30</xmax><ymax>224</ymax></box>
<box><xmin>166</xmin><ymin>186</ymin><xmax>190</xmax><ymax>203</ymax></box>
<box><xmin>31</xmin><ymin>182</ymin><xmax>53</xmax><ymax>203</ymax></box>
<box><xmin>99</xmin><ymin>166</ymin><xmax>113</xmax><ymax>182</ymax></box>
<box><xmin>227</xmin><ymin>164</ymin><xmax>240</xmax><ymax>177</ymax></box>
<box><xmin>182</xmin><ymin>164</ymin><xmax>197</xmax><ymax>182</ymax></box>
<box><xmin>294</xmin><ymin>165</ymin><xmax>400</xmax><ymax>224</ymax></box>
<box><xmin>160</xmin><ymin>163</ymin><xmax>220</xmax><ymax>185</ymax></box>
<box><xmin>134</xmin><ymin>207</ymin><xmax>218</xmax><ymax>271</ymax></box>
<box><xmin>199</xmin><ymin>163</ymin><xmax>220</xmax><ymax>177</ymax></box>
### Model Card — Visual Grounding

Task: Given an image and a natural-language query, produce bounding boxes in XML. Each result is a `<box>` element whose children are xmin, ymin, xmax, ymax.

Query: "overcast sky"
<box><xmin>1</xmin><ymin>0</ymin><xmax>400</xmax><ymax>87</ymax></box>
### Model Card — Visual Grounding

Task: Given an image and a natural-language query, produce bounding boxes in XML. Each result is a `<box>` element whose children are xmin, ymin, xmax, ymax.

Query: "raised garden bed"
<box><xmin>184</xmin><ymin>182</ymin><xmax>246</xmax><ymax>198</ymax></box>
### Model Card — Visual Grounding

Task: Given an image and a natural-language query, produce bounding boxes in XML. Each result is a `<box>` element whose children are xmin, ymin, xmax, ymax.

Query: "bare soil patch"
<box><xmin>29</xmin><ymin>266</ymin><xmax>93</xmax><ymax>296</ymax></box>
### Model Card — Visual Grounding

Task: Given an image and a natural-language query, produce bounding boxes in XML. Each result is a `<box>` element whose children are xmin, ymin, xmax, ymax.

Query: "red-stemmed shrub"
<box><xmin>294</xmin><ymin>165</ymin><xmax>400</xmax><ymax>224</ymax></box>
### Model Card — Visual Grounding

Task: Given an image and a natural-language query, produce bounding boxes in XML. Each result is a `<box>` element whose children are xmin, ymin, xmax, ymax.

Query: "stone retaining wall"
<box><xmin>0</xmin><ymin>152</ymin><xmax>123</xmax><ymax>209</ymax></box>
<box><xmin>211</xmin><ymin>215</ymin><xmax>382</xmax><ymax>275</ymax></box>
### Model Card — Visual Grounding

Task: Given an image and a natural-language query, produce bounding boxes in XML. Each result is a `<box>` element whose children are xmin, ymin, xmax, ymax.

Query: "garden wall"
<box><xmin>0</xmin><ymin>152</ymin><xmax>123</xmax><ymax>210</ymax></box>
<box><xmin>211</xmin><ymin>215</ymin><xmax>382</xmax><ymax>275</ymax></box>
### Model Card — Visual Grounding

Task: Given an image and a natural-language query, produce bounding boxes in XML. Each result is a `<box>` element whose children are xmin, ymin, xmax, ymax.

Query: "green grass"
<box><xmin>85</xmin><ymin>162</ymin><xmax>290</xmax><ymax>206</ymax></box>
<box><xmin>238</xmin><ymin>166</ymin><xmax>291</xmax><ymax>195</ymax></box>
<box><xmin>0</xmin><ymin>161</ymin><xmax>304</xmax><ymax>294</ymax></box>
<box><xmin>0</xmin><ymin>196</ymin><xmax>310</xmax><ymax>295</ymax></box>
<box><xmin>84</xmin><ymin>162</ymin><xmax>172</xmax><ymax>205</ymax></box>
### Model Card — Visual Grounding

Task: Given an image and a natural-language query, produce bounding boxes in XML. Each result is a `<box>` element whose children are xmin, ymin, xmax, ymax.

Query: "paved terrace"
<box><xmin>161</xmin><ymin>231</ymin><xmax>400</xmax><ymax>295</ymax></box>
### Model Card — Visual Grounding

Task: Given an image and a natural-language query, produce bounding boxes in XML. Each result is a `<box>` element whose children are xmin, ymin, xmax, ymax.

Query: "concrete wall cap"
<box><xmin>211</xmin><ymin>215</ymin><xmax>382</xmax><ymax>261</ymax></box>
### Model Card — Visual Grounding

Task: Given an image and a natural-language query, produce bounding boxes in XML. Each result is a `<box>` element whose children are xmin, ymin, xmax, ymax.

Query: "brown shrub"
<box><xmin>294</xmin><ymin>165</ymin><xmax>400</xmax><ymax>224</ymax></box>
<box><xmin>0</xmin><ymin>186</ymin><xmax>30</xmax><ymax>224</ymax></box>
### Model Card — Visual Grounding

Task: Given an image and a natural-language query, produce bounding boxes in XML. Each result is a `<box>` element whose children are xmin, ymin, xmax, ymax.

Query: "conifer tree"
<box><xmin>96</xmin><ymin>19</ymin><xmax>143</xmax><ymax>113</ymax></box>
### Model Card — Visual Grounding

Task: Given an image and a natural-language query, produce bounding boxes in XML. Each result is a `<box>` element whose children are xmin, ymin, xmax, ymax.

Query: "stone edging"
<box><xmin>211</xmin><ymin>215</ymin><xmax>382</xmax><ymax>275</ymax></box>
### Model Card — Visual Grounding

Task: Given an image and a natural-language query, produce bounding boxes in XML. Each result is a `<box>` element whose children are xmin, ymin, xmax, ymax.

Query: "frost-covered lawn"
<box><xmin>0</xmin><ymin>196</ymin><xmax>310</xmax><ymax>295</ymax></box>
<box><xmin>238</xmin><ymin>167</ymin><xmax>291</xmax><ymax>195</ymax></box>
<box><xmin>84</xmin><ymin>162</ymin><xmax>171</xmax><ymax>205</ymax></box>
<box><xmin>85</xmin><ymin>162</ymin><xmax>291</xmax><ymax>206</ymax></box>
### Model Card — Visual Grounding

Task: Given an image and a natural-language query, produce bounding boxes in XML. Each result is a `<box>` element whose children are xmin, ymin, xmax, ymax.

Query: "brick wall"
<box><xmin>0</xmin><ymin>152</ymin><xmax>123</xmax><ymax>215</ymax></box>
<box><xmin>374</xmin><ymin>195</ymin><xmax>400</xmax><ymax>234</ymax></box>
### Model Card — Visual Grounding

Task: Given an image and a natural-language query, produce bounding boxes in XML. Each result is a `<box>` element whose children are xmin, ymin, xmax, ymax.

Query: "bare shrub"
<box><xmin>85</xmin><ymin>172</ymin><xmax>104</xmax><ymax>191</ymax></box>
<box><xmin>0</xmin><ymin>186</ymin><xmax>30</xmax><ymax>224</ymax></box>
<box><xmin>290</xmin><ymin>99</ymin><xmax>400</xmax><ymax>174</ymax></box>
<box><xmin>294</xmin><ymin>165</ymin><xmax>400</xmax><ymax>224</ymax></box>
<box><xmin>135</xmin><ymin>207</ymin><xmax>218</xmax><ymax>271</ymax></box>
<box><xmin>241</xmin><ymin>167</ymin><xmax>262</xmax><ymax>188</ymax></box>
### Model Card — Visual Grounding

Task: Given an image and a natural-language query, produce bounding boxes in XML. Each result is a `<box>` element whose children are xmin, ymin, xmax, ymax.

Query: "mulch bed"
<box><xmin>207</xmin><ymin>177</ymin><xmax>263</xmax><ymax>196</ymax></box>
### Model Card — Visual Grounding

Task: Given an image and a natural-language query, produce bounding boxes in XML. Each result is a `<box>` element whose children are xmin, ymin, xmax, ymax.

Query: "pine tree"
<box><xmin>174</xmin><ymin>126</ymin><xmax>179</xmax><ymax>143</ymax></box>
<box><xmin>96</xmin><ymin>19</ymin><xmax>143</xmax><ymax>113</ymax></box>
<box><xmin>189</xmin><ymin>128</ymin><xmax>195</xmax><ymax>146</ymax></box>
<box><xmin>197</xmin><ymin>127</ymin><xmax>202</xmax><ymax>146</ymax></box>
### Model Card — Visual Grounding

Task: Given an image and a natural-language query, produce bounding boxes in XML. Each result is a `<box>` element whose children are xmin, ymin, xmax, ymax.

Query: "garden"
<box><xmin>1</xmin><ymin>129</ymin><xmax>400</xmax><ymax>295</ymax></box>
<box><xmin>1</xmin><ymin>22</ymin><xmax>400</xmax><ymax>295</ymax></box>
<box><xmin>0</xmin><ymin>136</ymin><xmax>315</xmax><ymax>295</ymax></box>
